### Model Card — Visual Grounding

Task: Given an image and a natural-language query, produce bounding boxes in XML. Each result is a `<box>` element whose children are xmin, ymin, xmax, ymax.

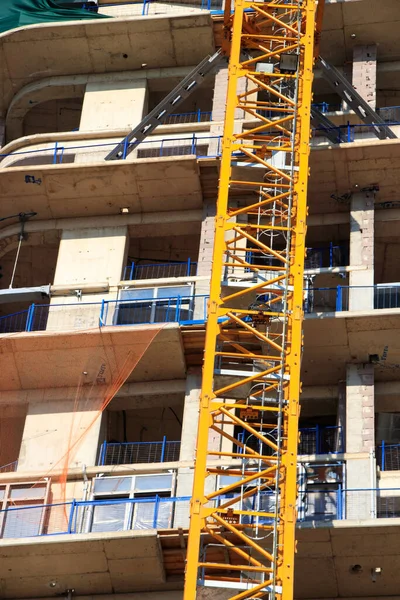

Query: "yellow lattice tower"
<box><xmin>184</xmin><ymin>2</ymin><xmax>316</xmax><ymax>600</ymax></box>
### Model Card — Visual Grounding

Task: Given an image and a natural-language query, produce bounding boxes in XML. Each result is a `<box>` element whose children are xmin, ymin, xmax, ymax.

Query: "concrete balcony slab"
<box><xmin>303</xmin><ymin>309</ymin><xmax>400</xmax><ymax>386</ymax></box>
<box><xmin>0</xmin><ymin>323</ymin><xmax>186</xmax><ymax>391</ymax></box>
<box><xmin>0</xmin><ymin>156</ymin><xmax>202</xmax><ymax>225</ymax></box>
<box><xmin>0</xmin><ymin>12</ymin><xmax>214</xmax><ymax>118</ymax></box>
<box><xmin>0</xmin><ymin>529</ymin><xmax>171</xmax><ymax>598</ymax></box>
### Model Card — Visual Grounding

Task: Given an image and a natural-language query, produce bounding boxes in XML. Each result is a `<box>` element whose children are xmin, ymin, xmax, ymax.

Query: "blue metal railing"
<box><xmin>3</xmin><ymin>488</ymin><xmax>400</xmax><ymax>539</ymax></box>
<box><xmin>313</xmin><ymin>120</ymin><xmax>400</xmax><ymax>144</ymax></box>
<box><xmin>298</xmin><ymin>426</ymin><xmax>343</xmax><ymax>455</ymax></box>
<box><xmin>312</xmin><ymin>102</ymin><xmax>342</xmax><ymax>114</ymax></box>
<box><xmin>307</xmin><ymin>284</ymin><xmax>400</xmax><ymax>313</ymax></box>
<box><xmin>377</xmin><ymin>441</ymin><xmax>400</xmax><ymax>471</ymax></box>
<box><xmin>141</xmin><ymin>0</ymin><xmax>222</xmax><ymax>14</ymax></box>
<box><xmin>238</xmin><ymin>426</ymin><xmax>343</xmax><ymax>456</ymax></box>
<box><xmin>0</xmin><ymin>495</ymin><xmax>191</xmax><ymax>539</ymax></box>
<box><xmin>2</xmin><ymin>114</ymin><xmax>400</xmax><ymax>168</ymax></box>
<box><xmin>243</xmin><ymin>244</ymin><xmax>348</xmax><ymax>272</ymax></box>
<box><xmin>98</xmin><ymin>438</ymin><xmax>181</xmax><ymax>465</ymax></box>
<box><xmin>0</xmin><ymin>294</ymin><xmax>209</xmax><ymax>334</ymax></box>
<box><xmin>164</xmin><ymin>110</ymin><xmax>212</xmax><ymax>125</ymax></box>
<box><xmin>305</xmin><ymin>243</ymin><xmax>348</xmax><ymax>269</ymax></box>
<box><xmin>123</xmin><ymin>259</ymin><xmax>197</xmax><ymax>281</ymax></box>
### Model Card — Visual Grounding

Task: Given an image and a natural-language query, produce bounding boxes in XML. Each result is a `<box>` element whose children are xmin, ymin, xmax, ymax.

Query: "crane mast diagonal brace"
<box><xmin>104</xmin><ymin>51</ymin><xmax>225</xmax><ymax>160</ymax></box>
<box><xmin>183</xmin><ymin>2</ymin><xmax>317</xmax><ymax>600</ymax></box>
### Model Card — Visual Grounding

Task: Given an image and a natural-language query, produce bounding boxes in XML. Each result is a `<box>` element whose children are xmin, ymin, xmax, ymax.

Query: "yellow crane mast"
<box><xmin>183</xmin><ymin>2</ymin><xmax>317</xmax><ymax>600</ymax></box>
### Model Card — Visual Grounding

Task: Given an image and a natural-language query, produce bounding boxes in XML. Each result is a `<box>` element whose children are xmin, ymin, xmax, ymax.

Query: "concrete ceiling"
<box><xmin>0</xmin><ymin>529</ymin><xmax>171</xmax><ymax>598</ymax></box>
<box><xmin>303</xmin><ymin>310</ymin><xmax>400</xmax><ymax>386</ymax></box>
<box><xmin>3</xmin><ymin>520</ymin><xmax>400</xmax><ymax>600</ymax></box>
<box><xmin>0</xmin><ymin>324</ymin><xmax>187</xmax><ymax>391</ymax></box>
<box><xmin>309</xmin><ymin>140</ymin><xmax>400</xmax><ymax>214</ymax></box>
<box><xmin>296</xmin><ymin>520</ymin><xmax>400</xmax><ymax>599</ymax></box>
<box><xmin>0</xmin><ymin>157</ymin><xmax>203</xmax><ymax>225</ymax></box>
<box><xmin>0</xmin><ymin>13</ymin><xmax>215</xmax><ymax>118</ymax></box>
<box><xmin>321</xmin><ymin>0</ymin><xmax>400</xmax><ymax>65</ymax></box>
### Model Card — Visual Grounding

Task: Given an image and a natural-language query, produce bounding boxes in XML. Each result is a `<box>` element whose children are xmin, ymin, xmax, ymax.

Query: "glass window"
<box><xmin>10</xmin><ymin>484</ymin><xmax>47</xmax><ymax>499</ymax></box>
<box><xmin>91</xmin><ymin>502</ymin><xmax>128</xmax><ymax>533</ymax></box>
<box><xmin>134</xmin><ymin>474</ymin><xmax>173</xmax><ymax>493</ymax></box>
<box><xmin>0</xmin><ymin>481</ymin><xmax>49</xmax><ymax>539</ymax></box>
<box><xmin>93</xmin><ymin>477</ymin><xmax>132</xmax><ymax>495</ymax></box>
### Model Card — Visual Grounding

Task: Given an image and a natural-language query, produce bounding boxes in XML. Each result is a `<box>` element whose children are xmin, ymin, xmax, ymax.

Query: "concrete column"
<box><xmin>174</xmin><ymin>370</ymin><xmax>221</xmax><ymax>527</ymax></box>
<box><xmin>346</xmin><ymin>364</ymin><xmax>375</xmax><ymax>454</ymax></box>
<box><xmin>208</xmin><ymin>67</ymin><xmax>245</xmax><ymax>156</ymax></box>
<box><xmin>53</xmin><ymin>226</ymin><xmax>128</xmax><ymax>288</ymax></box>
<box><xmin>179</xmin><ymin>370</ymin><xmax>201</xmax><ymax>463</ymax></box>
<box><xmin>48</xmin><ymin>226</ymin><xmax>128</xmax><ymax>329</ymax></box>
<box><xmin>352</xmin><ymin>45</ymin><xmax>377</xmax><ymax>110</ymax></box>
<box><xmin>79</xmin><ymin>78</ymin><xmax>148</xmax><ymax>131</ymax></box>
<box><xmin>194</xmin><ymin>199</ymin><xmax>215</xmax><ymax>319</ymax></box>
<box><xmin>345</xmin><ymin>363</ymin><xmax>376</xmax><ymax>519</ymax></box>
<box><xmin>349</xmin><ymin>191</ymin><xmax>374</xmax><ymax>310</ymax></box>
<box><xmin>18</xmin><ymin>399</ymin><xmax>102</xmax><ymax>471</ymax></box>
<box><xmin>175</xmin><ymin>370</ymin><xmax>201</xmax><ymax>527</ymax></box>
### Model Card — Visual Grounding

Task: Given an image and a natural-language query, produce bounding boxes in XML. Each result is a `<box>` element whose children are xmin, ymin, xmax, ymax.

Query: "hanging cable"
<box><xmin>7</xmin><ymin>212</ymin><xmax>37</xmax><ymax>289</ymax></box>
<box><xmin>9</xmin><ymin>236</ymin><xmax>22</xmax><ymax>289</ymax></box>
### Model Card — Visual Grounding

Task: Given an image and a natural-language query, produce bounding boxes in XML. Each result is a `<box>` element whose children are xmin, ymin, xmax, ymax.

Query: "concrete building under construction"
<box><xmin>1</xmin><ymin>1</ymin><xmax>400</xmax><ymax>600</ymax></box>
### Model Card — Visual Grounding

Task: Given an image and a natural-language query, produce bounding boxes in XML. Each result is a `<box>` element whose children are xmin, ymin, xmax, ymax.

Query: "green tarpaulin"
<box><xmin>0</xmin><ymin>0</ymin><xmax>108</xmax><ymax>35</ymax></box>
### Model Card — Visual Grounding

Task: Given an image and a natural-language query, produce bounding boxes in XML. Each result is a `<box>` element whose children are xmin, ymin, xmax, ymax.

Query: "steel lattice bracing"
<box><xmin>183</xmin><ymin>3</ymin><xmax>316</xmax><ymax>600</ymax></box>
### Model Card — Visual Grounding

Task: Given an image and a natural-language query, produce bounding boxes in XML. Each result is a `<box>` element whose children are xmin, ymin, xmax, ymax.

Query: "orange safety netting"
<box><xmin>1</xmin><ymin>325</ymin><xmax>165</xmax><ymax>537</ymax></box>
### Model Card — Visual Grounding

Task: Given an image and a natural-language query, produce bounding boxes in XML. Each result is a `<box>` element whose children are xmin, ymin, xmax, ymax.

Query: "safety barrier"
<box><xmin>2</xmin><ymin>284</ymin><xmax>400</xmax><ymax>334</ymax></box>
<box><xmin>0</xmin><ymin>294</ymin><xmax>209</xmax><ymax>334</ymax></box>
<box><xmin>2</xmin><ymin>487</ymin><xmax>400</xmax><ymax>539</ymax></box>
<box><xmin>298</xmin><ymin>426</ymin><xmax>343</xmax><ymax>455</ymax></box>
<box><xmin>2</xmin><ymin>115</ymin><xmax>400</xmax><ymax>169</ymax></box>
<box><xmin>306</xmin><ymin>284</ymin><xmax>400</xmax><ymax>313</ymax></box>
<box><xmin>98</xmin><ymin>438</ymin><xmax>181</xmax><ymax>465</ymax></box>
<box><xmin>0</xmin><ymin>495</ymin><xmax>191</xmax><ymax>539</ymax></box>
<box><xmin>123</xmin><ymin>259</ymin><xmax>197</xmax><ymax>280</ymax></box>
<box><xmin>163</xmin><ymin>110</ymin><xmax>212</xmax><ymax>124</ymax></box>
<box><xmin>377</xmin><ymin>441</ymin><xmax>400</xmax><ymax>471</ymax></box>
<box><xmin>313</xmin><ymin>120</ymin><xmax>400</xmax><ymax>143</ymax></box>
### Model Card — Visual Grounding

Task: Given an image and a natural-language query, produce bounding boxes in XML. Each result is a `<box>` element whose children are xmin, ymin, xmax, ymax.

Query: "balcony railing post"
<box><xmin>336</xmin><ymin>285</ymin><xmax>342</xmax><ymax>312</ymax></box>
<box><xmin>122</xmin><ymin>137</ymin><xmax>129</xmax><ymax>160</ymax></box>
<box><xmin>382</xmin><ymin>440</ymin><xmax>385</xmax><ymax>471</ymax></box>
<box><xmin>130</xmin><ymin>261</ymin><xmax>135</xmax><ymax>280</ymax></box>
<box><xmin>68</xmin><ymin>499</ymin><xmax>76</xmax><ymax>534</ymax></box>
<box><xmin>175</xmin><ymin>295</ymin><xmax>181</xmax><ymax>322</ymax></box>
<box><xmin>338</xmin><ymin>484</ymin><xmax>342</xmax><ymax>520</ymax></box>
<box><xmin>153</xmin><ymin>495</ymin><xmax>160</xmax><ymax>528</ymax></box>
<box><xmin>99</xmin><ymin>299</ymin><xmax>105</xmax><ymax>327</ymax></box>
<box><xmin>161</xmin><ymin>436</ymin><xmax>167</xmax><ymax>462</ymax></box>
<box><xmin>347</xmin><ymin>121</ymin><xmax>351</xmax><ymax>143</ymax></box>
<box><xmin>186</xmin><ymin>258</ymin><xmax>191</xmax><ymax>276</ymax></box>
<box><xmin>191</xmin><ymin>133</ymin><xmax>196</xmax><ymax>155</ymax></box>
<box><xmin>316</xmin><ymin>424</ymin><xmax>320</xmax><ymax>454</ymax></box>
<box><xmin>26</xmin><ymin>303</ymin><xmax>35</xmax><ymax>332</ymax></box>
<box><xmin>99</xmin><ymin>441</ymin><xmax>107</xmax><ymax>465</ymax></box>
<box><xmin>53</xmin><ymin>141</ymin><xmax>59</xmax><ymax>165</ymax></box>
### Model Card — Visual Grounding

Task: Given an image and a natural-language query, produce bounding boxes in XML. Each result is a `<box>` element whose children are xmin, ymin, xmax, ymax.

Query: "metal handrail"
<box><xmin>1</xmin><ymin>117</ymin><xmax>400</xmax><ymax>167</ymax></box>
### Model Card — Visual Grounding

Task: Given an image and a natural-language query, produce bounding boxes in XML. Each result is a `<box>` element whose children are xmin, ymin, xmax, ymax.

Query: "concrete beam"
<box><xmin>0</xmin><ymin>210</ymin><xmax>203</xmax><ymax>246</ymax></box>
<box><xmin>0</xmin><ymin>380</ymin><xmax>186</xmax><ymax>405</ymax></box>
<box><xmin>6</xmin><ymin>67</ymin><xmax>193</xmax><ymax>141</ymax></box>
